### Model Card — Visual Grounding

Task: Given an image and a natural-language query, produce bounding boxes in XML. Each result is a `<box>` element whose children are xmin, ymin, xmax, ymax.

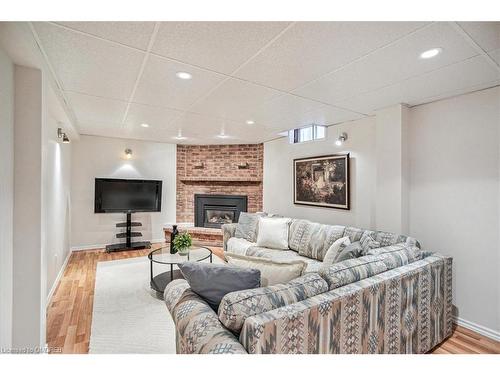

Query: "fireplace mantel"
<box><xmin>179</xmin><ymin>176</ymin><xmax>262</xmax><ymax>183</ymax></box>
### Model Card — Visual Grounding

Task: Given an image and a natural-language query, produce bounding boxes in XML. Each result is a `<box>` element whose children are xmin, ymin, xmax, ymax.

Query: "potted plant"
<box><xmin>173</xmin><ymin>232</ymin><xmax>192</xmax><ymax>256</ymax></box>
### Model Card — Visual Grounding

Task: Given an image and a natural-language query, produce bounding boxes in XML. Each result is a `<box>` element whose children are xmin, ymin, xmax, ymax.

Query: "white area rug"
<box><xmin>89</xmin><ymin>255</ymin><xmax>222</xmax><ymax>354</ymax></box>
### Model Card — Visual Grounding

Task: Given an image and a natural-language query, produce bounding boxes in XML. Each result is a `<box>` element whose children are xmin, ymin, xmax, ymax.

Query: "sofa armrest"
<box><xmin>221</xmin><ymin>223</ymin><xmax>238</xmax><ymax>252</ymax></box>
<box><xmin>164</xmin><ymin>279</ymin><xmax>247</xmax><ymax>354</ymax></box>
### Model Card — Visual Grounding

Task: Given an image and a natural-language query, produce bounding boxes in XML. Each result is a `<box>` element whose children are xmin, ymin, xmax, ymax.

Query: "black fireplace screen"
<box><xmin>194</xmin><ymin>194</ymin><xmax>248</xmax><ymax>228</ymax></box>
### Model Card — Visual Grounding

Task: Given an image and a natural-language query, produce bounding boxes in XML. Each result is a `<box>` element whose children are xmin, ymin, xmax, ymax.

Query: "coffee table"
<box><xmin>148</xmin><ymin>246</ymin><xmax>212</xmax><ymax>296</ymax></box>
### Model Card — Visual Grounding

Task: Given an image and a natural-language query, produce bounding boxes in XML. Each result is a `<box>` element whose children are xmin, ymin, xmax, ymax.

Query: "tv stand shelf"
<box><xmin>116</xmin><ymin>222</ymin><xmax>142</xmax><ymax>228</ymax></box>
<box><xmin>116</xmin><ymin>232</ymin><xmax>142</xmax><ymax>239</ymax></box>
<box><xmin>105</xmin><ymin>212</ymin><xmax>151</xmax><ymax>253</ymax></box>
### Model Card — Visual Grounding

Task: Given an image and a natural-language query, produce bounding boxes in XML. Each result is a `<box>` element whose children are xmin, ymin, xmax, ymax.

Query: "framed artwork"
<box><xmin>293</xmin><ymin>153</ymin><xmax>350</xmax><ymax>210</ymax></box>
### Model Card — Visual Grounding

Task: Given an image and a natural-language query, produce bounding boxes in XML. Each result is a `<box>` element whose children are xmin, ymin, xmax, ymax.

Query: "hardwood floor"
<box><xmin>46</xmin><ymin>245</ymin><xmax>500</xmax><ymax>354</ymax></box>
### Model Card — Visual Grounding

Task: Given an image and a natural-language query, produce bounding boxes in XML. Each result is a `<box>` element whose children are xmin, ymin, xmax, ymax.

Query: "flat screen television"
<box><xmin>94</xmin><ymin>178</ymin><xmax>162</xmax><ymax>213</ymax></box>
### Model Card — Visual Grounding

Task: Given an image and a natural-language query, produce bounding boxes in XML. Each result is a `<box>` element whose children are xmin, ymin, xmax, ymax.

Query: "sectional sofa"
<box><xmin>164</xmin><ymin>219</ymin><xmax>453</xmax><ymax>354</ymax></box>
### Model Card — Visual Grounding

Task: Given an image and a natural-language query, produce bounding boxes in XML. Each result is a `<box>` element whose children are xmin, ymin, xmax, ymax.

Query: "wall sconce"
<box><xmin>125</xmin><ymin>148</ymin><xmax>133</xmax><ymax>159</ymax></box>
<box><xmin>57</xmin><ymin>127</ymin><xmax>70</xmax><ymax>143</ymax></box>
<box><xmin>335</xmin><ymin>132</ymin><xmax>348</xmax><ymax>146</ymax></box>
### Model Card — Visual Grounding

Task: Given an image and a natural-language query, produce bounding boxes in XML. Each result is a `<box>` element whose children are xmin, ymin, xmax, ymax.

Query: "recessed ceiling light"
<box><xmin>176</xmin><ymin>72</ymin><xmax>192</xmax><ymax>80</ymax></box>
<box><xmin>216</xmin><ymin>133</ymin><xmax>230</xmax><ymax>139</ymax></box>
<box><xmin>246</xmin><ymin>120</ymin><xmax>255</xmax><ymax>125</ymax></box>
<box><xmin>174</xmin><ymin>136</ymin><xmax>187</xmax><ymax>140</ymax></box>
<box><xmin>419</xmin><ymin>48</ymin><xmax>442</xmax><ymax>59</ymax></box>
<box><xmin>140</xmin><ymin>123</ymin><xmax>150</xmax><ymax>128</ymax></box>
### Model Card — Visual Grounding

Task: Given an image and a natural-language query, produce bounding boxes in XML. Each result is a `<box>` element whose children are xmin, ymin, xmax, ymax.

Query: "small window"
<box><xmin>288</xmin><ymin>125</ymin><xmax>326</xmax><ymax>144</ymax></box>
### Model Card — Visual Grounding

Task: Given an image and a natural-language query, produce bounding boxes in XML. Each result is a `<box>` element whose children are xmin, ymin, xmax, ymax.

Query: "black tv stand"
<box><xmin>105</xmin><ymin>212</ymin><xmax>151</xmax><ymax>253</ymax></box>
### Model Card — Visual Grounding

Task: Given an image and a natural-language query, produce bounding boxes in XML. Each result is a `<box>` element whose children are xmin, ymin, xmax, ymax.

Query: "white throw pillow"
<box><xmin>256</xmin><ymin>217</ymin><xmax>291</xmax><ymax>250</ymax></box>
<box><xmin>322</xmin><ymin>236</ymin><xmax>351</xmax><ymax>266</ymax></box>
<box><xmin>225</xmin><ymin>253</ymin><xmax>306</xmax><ymax>287</ymax></box>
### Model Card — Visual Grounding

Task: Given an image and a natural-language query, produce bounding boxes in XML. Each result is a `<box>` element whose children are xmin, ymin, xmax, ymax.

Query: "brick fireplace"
<box><xmin>176</xmin><ymin>144</ymin><xmax>263</xmax><ymax>225</ymax></box>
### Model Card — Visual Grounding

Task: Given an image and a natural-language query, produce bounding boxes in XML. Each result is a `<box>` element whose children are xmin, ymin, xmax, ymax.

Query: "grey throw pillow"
<box><xmin>235</xmin><ymin>212</ymin><xmax>265</xmax><ymax>242</ymax></box>
<box><xmin>334</xmin><ymin>242</ymin><xmax>363</xmax><ymax>262</ymax></box>
<box><xmin>178</xmin><ymin>262</ymin><xmax>261</xmax><ymax>310</ymax></box>
<box><xmin>359</xmin><ymin>232</ymin><xmax>381</xmax><ymax>254</ymax></box>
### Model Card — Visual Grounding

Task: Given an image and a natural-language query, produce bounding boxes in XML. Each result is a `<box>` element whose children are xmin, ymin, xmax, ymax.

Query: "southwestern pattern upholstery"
<box><xmin>319</xmin><ymin>255</ymin><xmax>389</xmax><ymax>290</ymax></box>
<box><xmin>164</xmin><ymin>280</ymin><xmax>247</xmax><ymax>354</ymax></box>
<box><xmin>223</xmin><ymin>219</ymin><xmax>420</xmax><ymax>262</ymax></box>
<box><xmin>218</xmin><ymin>273</ymin><xmax>328</xmax><ymax>333</ymax></box>
<box><xmin>239</xmin><ymin>255</ymin><xmax>453</xmax><ymax>354</ymax></box>
<box><xmin>319</xmin><ymin>246</ymin><xmax>422</xmax><ymax>290</ymax></box>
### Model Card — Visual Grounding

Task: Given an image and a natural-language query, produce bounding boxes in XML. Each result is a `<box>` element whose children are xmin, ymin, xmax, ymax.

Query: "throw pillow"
<box><xmin>359</xmin><ymin>232</ymin><xmax>381</xmax><ymax>253</ymax></box>
<box><xmin>323</xmin><ymin>236</ymin><xmax>351</xmax><ymax>266</ymax></box>
<box><xmin>234</xmin><ymin>212</ymin><xmax>265</xmax><ymax>242</ymax></box>
<box><xmin>256</xmin><ymin>217</ymin><xmax>291</xmax><ymax>250</ymax></box>
<box><xmin>178</xmin><ymin>262</ymin><xmax>260</xmax><ymax>310</ymax></box>
<box><xmin>224</xmin><ymin>253</ymin><xmax>306</xmax><ymax>287</ymax></box>
<box><xmin>334</xmin><ymin>241</ymin><xmax>363</xmax><ymax>262</ymax></box>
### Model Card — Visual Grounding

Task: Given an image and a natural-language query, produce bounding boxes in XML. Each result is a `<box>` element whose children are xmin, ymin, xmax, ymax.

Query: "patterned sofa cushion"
<box><xmin>288</xmin><ymin>220</ymin><xmax>345</xmax><ymax>261</ymax></box>
<box><xmin>366</xmin><ymin>244</ymin><xmax>422</xmax><ymax>268</ymax></box>
<box><xmin>319</xmin><ymin>256</ymin><xmax>388</xmax><ymax>290</ymax></box>
<box><xmin>218</xmin><ymin>273</ymin><xmax>328</xmax><ymax>333</ymax></box>
<box><xmin>234</xmin><ymin>212</ymin><xmax>266</xmax><ymax>242</ymax></box>
<box><xmin>245</xmin><ymin>246</ymin><xmax>322</xmax><ymax>274</ymax></box>
<box><xmin>164</xmin><ymin>280</ymin><xmax>248</xmax><ymax>354</ymax></box>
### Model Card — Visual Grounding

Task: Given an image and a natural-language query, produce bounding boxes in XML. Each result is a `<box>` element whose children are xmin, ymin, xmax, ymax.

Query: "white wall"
<box><xmin>42</xmin><ymin>112</ymin><xmax>72</xmax><ymax>299</ymax></box>
<box><xmin>0</xmin><ymin>47</ymin><xmax>14</xmax><ymax>349</ymax></box>
<box><xmin>71</xmin><ymin>135</ymin><xmax>176</xmax><ymax>249</ymax></box>
<box><xmin>408</xmin><ymin>87</ymin><xmax>500</xmax><ymax>336</ymax></box>
<box><xmin>264</xmin><ymin>117</ymin><xmax>376</xmax><ymax>228</ymax></box>
<box><xmin>12</xmin><ymin>65</ymin><xmax>44</xmax><ymax>348</ymax></box>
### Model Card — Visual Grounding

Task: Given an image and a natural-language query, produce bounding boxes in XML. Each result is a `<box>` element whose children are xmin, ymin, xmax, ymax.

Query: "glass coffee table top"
<box><xmin>148</xmin><ymin>246</ymin><xmax>213</xmax><ymax>296</ymax></box>
<box><xmin>148</xmin><ymin>246</ymin><xmax>212</xmax><ymax>264</ymax></box>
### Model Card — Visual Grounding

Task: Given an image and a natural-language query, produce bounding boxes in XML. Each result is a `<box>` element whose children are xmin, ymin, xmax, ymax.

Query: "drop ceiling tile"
<box><xmin>458</xmin><ymin>22</ymin><xmax>500</xmax><ymax>52</ymax></box>
<box><xmin>488</xmin><ymin>48</ymin><xmax>500</xmax><ymax>65</ymax></box>
<box><xmin>189</xmin><ymin>78</ymin><xmax>282</xmax><ymax>122</ymax></box>
<box><xmin>124</xmin><ymin>103</ymin><xmax>183</xmax><ymax>131</ymax></box>
<box><xmin>65</xmin><ymin>92</ymin><xmax>128</xmax><ymax>126</ymax></box>
<box><xmin>53</xmin><ymin>22</ymin><xmax>156</xmax><ymax>50</ymax></box>
<box><xmin>33</xmin><ymin>22</ymin><xmax>144</xmax><ymax>100</ymax></box>
<box><xmin>337</xmin><ymin>56</ymin><xmax>500</xmax><ymax>113</ymax></box>
<box><xmin>133</xmin><ymin>54</ymin><xmax>226</xmax><ymax>110</ymax></box>
<box><xmin>152</xmin><ymin>22</ymin><xmax>289</xmax><ymax>74</ymax></box>
<box><xmin>294</xmin><ymin>22</ymin><xmax>478</xmax><ymax>105</ymax></box>
<box><xmin>234</xmin><ymin>21</ymin><xmax>428</xmax><ymax>91</ymax></box>
<box><xmin>77</xmin><ymin>123</ymin><xmax>126</xmax><ymax>139</ymax></box>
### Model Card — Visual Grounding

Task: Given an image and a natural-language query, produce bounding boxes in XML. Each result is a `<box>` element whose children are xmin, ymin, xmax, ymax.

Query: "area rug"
<box><xmin>89</xmin><ymin>254</ymin><xmax>223</xmax><ymax>354</ymax></box>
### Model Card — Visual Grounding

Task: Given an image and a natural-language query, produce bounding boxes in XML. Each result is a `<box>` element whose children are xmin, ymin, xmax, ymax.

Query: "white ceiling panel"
<box><xmin>250</xmin><ymin>94</ymin><xmax>363</xmax><ymax>131</ymax></box>
<box><xmin>487</xmin><ymin>48</ymin><xmax>500</xmax><ymax>65</ymax></box>
<box><xmin>133</xmin><ymin>54</ymin><xmax>226</xmax><ymax>110</ymax></box>
<box><xmin>189</xmin><ymin>78</ymin><xmax>282</xmax><ymax>122</ymax></box>
<box><xmin>33</xmin><ymin>22</ymin><xmax>144</xmax><ymax>100</ymax></box>
<box><xmin>172</xmin><ymin>113</ymin><xmax>275</xmax><ymax>144</ymax></box>
<box><xmin>294</xmin><ymin>22</ymin><xmax>478</xmax><ymax>105</ymax></box>
<box><xmin>152</xmin><ymin>22</ymin><xmax>290</xmax><ymax>74</ymax></box>
<box><xmin>19</xmin><ymin>21</ymin><xmax>499</xmax><ymax>144</ymax></box>
<box><xmin>124</xmin><ymin>103</ymin><xmax>183</xmax><ymax>130</ymax></box>
<box><xmin>53</xmin><ymin>22</ymin><xmax>156</xmax><ymax>51</ymax></box>
<box><xmin>458</xmin><ymin>22</ymin><xmax>500</xmax><ymax>52</ymax></box>
<box><xmin>66</xmin><ymin>92</ymin><xmax>128</xmax><ymax>126</ymax></box>
<box><xmin>234</xmin><ymin>22</ymin><xmax>428</xmax><ymax>91</ymax></box>
<box><xmin>337</xmin><ymin>56</ymin><xmax>500</xmax><ymax>114</ymax></box>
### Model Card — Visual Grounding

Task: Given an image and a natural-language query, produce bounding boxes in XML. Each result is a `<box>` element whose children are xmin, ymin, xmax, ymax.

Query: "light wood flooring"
<box><xmin>46</xmin><ymin>244</ymin><xmax>500</xmax><ymax>354</ymax></box>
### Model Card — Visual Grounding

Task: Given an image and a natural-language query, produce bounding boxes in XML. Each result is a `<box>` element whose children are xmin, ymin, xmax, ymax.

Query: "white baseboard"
<box><xmin>71</xmin><ymin>238</ymin><xmax>166</xmax><ymax>252</ymax></box>
<box><xmin>46</xmin><ymin>250</ymin><xmax>72</xmax><ymax>305</ymax></box>
<box><xmin>454</xmin><ymin>316</ymin><xmax>500</xmax><ymax>342</ymax></box>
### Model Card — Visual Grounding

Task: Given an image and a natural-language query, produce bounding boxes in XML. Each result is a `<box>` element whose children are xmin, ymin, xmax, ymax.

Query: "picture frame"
<box><xmin>293</xmin><ymin>153</ymin><xmax>350</xmax><ymax>210</ymax></box>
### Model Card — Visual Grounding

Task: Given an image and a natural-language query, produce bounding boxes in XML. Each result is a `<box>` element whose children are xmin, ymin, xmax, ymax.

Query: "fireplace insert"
<box><xmin>194</xmin><ymin>194</ymin><xmax>248</xmax><ymax>228</ymax></box>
